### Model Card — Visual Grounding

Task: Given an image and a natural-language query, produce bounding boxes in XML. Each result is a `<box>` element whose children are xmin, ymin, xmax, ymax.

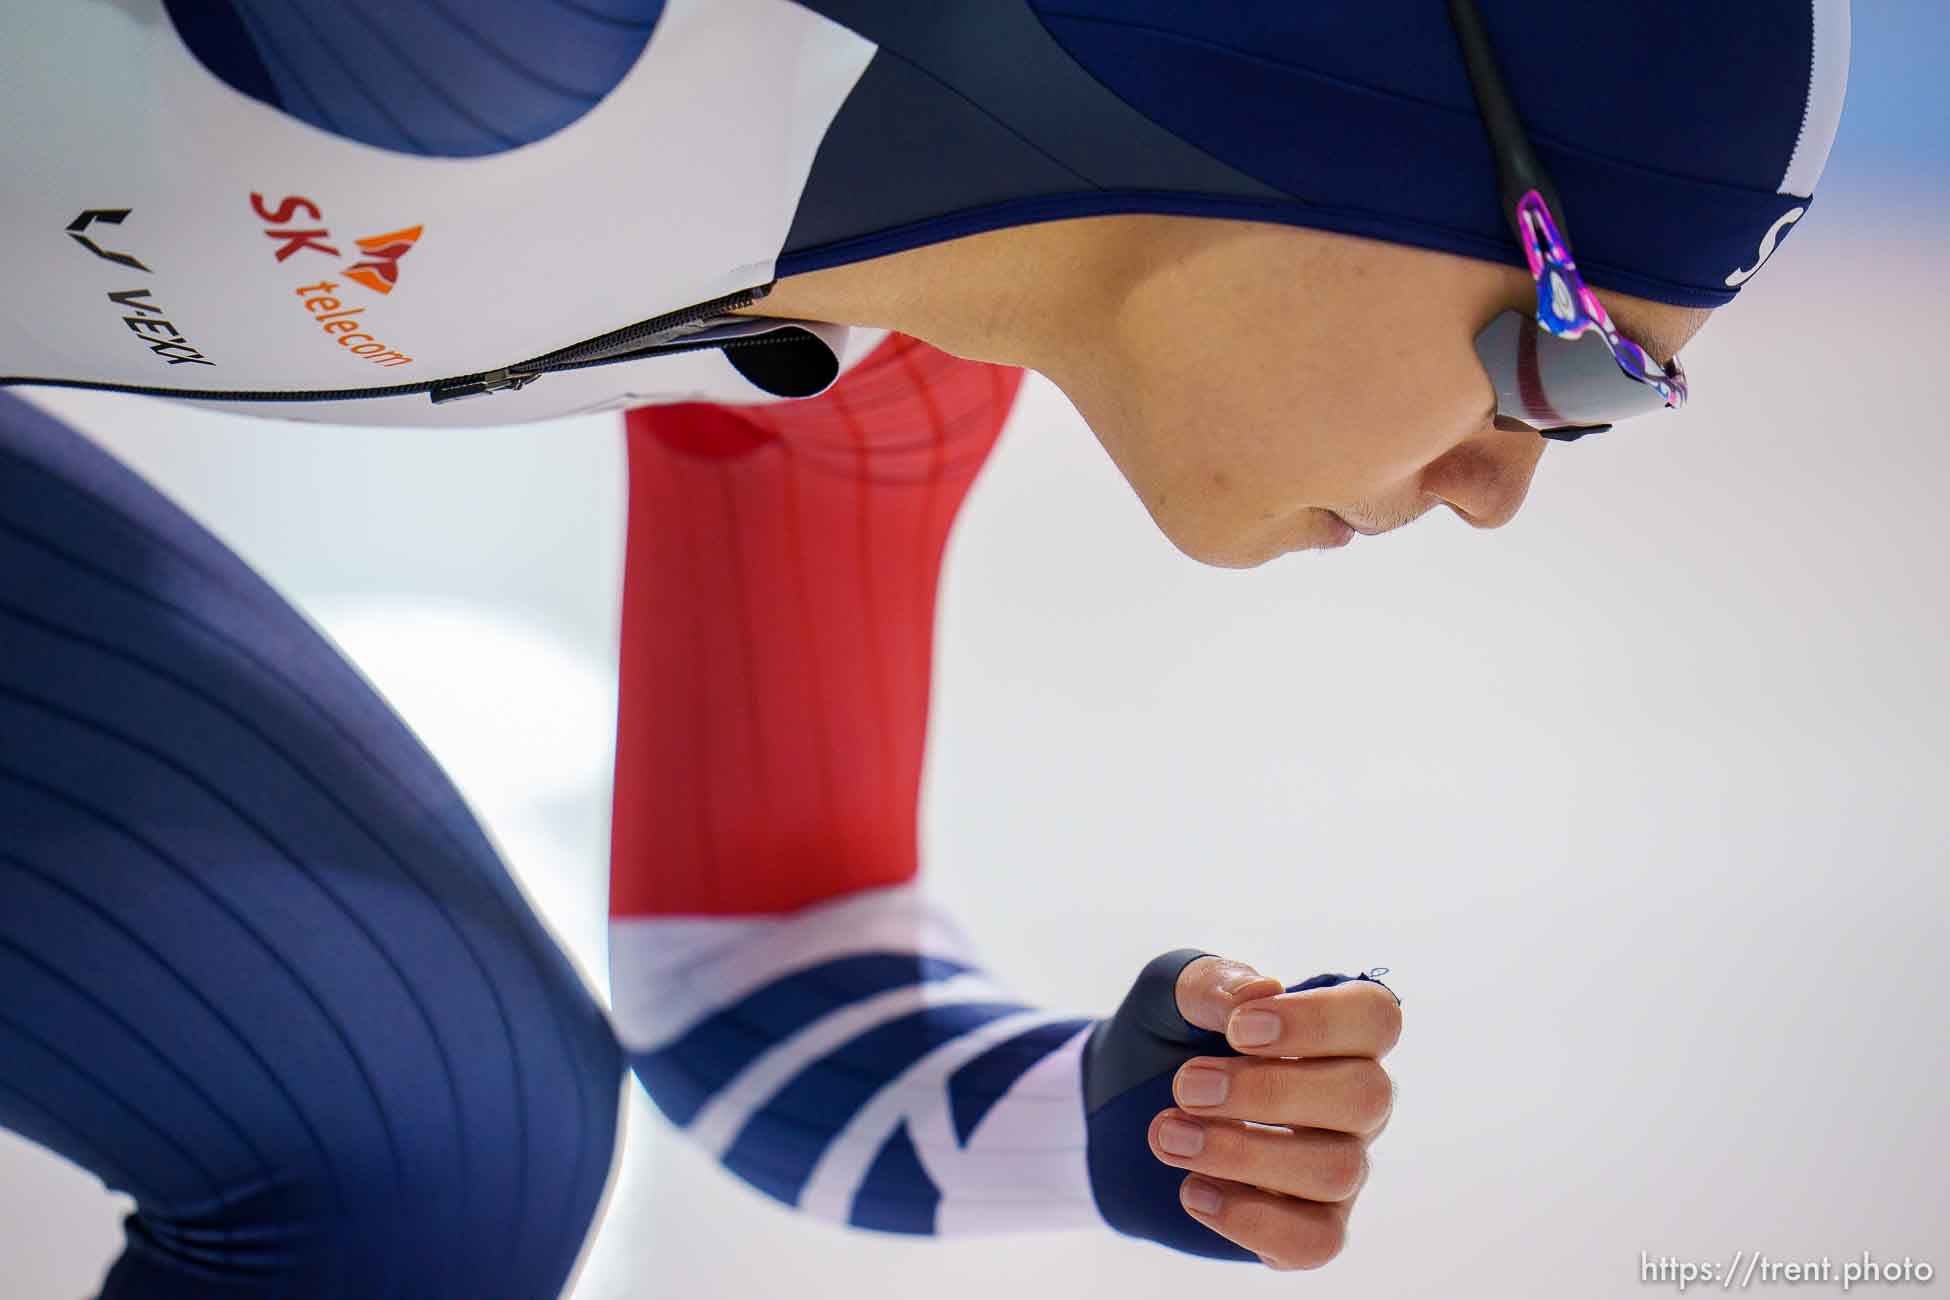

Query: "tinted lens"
<box><xmin>1474</xmin><ymin>309</ymin><xmax>1671</xmax><ymax>431</ymax></box>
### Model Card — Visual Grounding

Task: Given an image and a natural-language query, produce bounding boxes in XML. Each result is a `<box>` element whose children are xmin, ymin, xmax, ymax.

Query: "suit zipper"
<box><xmin>0</xmin><ymin>283</ymin><xmax>777</xmax><ymax>407</ymax></box>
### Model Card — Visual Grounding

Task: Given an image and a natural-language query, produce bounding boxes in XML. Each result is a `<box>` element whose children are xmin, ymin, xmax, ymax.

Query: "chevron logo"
<box><xmin>67</xmin><ymin>209</ymin><xmax>151</xmax><ymax>273</ymax></box>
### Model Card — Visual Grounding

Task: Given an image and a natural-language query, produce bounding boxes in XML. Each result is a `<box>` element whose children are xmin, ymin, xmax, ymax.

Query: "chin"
<box><xmin>1170</xmin><ymin>508</ymin><xmax>1359</xmax><ymax>567</ymax></box>
<box><xmin>1187</xmin><ymin>544</ymin><xmax>1272</xmax><ymax>570</ymax></box>
<box><xmin>1150</xmin><ymin>513</ymin><xmax>1294</xmax><ymax>570</ymax></box>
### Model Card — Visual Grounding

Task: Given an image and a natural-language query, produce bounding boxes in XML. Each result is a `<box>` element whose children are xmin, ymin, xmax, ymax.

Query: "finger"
<box><xmin>1149</xmin><ymin>1108</ymin><xmax>1368</xmax><ymax>1202</ymax></box>
<box><xmin>1172</xmin><ymin>1055</ymin><xmax>1393</xmax><ymax>1136</ymax></box>
<box><xmin>1177</xmin><ymin>1174</ymin><xmax>1351</xmax><ymax>1271</ymax></box>
<box><xmin>1367</xmin><ymin>1078</ymin><xmax>1395</xmax><ymax>1143</ymax></box>
<box><xmin>1224</xmin><ymin>978</ymin><xmax>1403</xmax><ymax>1059</ymax></box>
<box><xmin>1174</xmin><ymin>955</ymin><xmax>1284</xmax><ymax>1033</ymax></box>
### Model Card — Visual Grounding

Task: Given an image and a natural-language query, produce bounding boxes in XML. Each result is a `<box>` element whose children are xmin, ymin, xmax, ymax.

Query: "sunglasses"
<box><xmin>1449</xmin><ymin>0</ymin><xmax>1689</xmax><ymax>443</ymax></box>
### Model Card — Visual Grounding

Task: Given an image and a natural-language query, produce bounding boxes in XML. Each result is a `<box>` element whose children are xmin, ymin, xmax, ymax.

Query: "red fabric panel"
<box><xmin>610</xmin><ymin>335</ymin><xmax>1024</xmax><ymax>916</ymax></box>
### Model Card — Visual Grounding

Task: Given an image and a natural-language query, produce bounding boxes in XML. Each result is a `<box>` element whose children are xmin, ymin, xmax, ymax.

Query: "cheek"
<box><xmin>1075</xmin><ymin>395</ymin><xmax>1405</xmax><ymax>566</ymax></box>
<box><xmin>1288</xmin><ymin>282</ymin><xmax>1503</xmax><ymax>495</ymax></box>
<box><xmin>1068</xmin><ymin>419</ymin><xmax>1286</xmax><ymax>567</ymax></box>
<box><xmin>1136</xmin><ymin>435</ymin><xmax>1355</xmax><ymax>567</ymax></box>
<box><xmin>1061</xmin><ymin>325</ymin><xmax>1487</xmax><ymax>565</ymax></box>
<box><xmin>1139</xmin><ymin>427</ymin><xmax>1316</xmax><ymax>559</ymax></box>
<box><xmin>1302</xmin><ymin>366</ymin><xmax>1489</xmax><ymax>497</ymax></box>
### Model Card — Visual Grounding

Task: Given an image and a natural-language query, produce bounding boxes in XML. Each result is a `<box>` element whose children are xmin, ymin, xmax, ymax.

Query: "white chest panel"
<box><xmin>2</xmin><ymin>0</ymin><xmax>876</xmax><ymax>425</ymax></box>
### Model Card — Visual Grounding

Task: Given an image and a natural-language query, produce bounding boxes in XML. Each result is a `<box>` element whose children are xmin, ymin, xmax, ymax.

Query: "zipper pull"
<box><xmin>429</xmin><ymin>366</ymin><xmax>541</xmax><ymax>405</ymax></box>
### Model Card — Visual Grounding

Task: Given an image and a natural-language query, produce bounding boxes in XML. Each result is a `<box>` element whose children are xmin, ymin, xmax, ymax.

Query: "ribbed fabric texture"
<box><xmin>610</xmin><ymin>334</ymin><xmax>1025</xmax><ymax>916</ymax></box>
<box><xmin>0</xmin><ymin>391</ymin><xmax>622</xmax><ymax>1298</ymax></box>
<box><xmin>161</xmin><ymin>0</ymin><xmax>665</xmax><ymax>157</ymax></box>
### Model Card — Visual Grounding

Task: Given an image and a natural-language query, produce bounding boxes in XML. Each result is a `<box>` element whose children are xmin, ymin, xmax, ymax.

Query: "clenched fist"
<box><xmin>1155</xmin><ymin>955</ymin><xmax>1400</xmax><ymax>1268</ymax></box>
<box><xmin>1083</xmin><ymin>949</ymin><xmax>1400</xmax><ymax>1269</ymax></box>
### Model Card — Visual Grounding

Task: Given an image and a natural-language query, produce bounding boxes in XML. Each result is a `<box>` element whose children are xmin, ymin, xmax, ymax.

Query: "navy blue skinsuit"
<box><xmin>0</xmin><ymin>1</ymin><xmax>1839</xmax><ymax>1294</ymax></box>
<box><xmin>0</xmin><ymin>389</ymin><xmax>622</xmax><ymax>1298</ymax></box>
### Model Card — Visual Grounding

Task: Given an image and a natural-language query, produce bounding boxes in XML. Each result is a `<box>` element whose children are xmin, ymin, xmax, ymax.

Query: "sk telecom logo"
<box><xmin>249</xmin><ymin>194</ymin><xmax>423</xmax><ymax>295</ymax></box>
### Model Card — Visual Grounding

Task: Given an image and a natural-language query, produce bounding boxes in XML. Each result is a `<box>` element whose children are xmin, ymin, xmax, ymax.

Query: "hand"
<box><xmin>1148</xmin><ymin>955</ymin><xmax>1401</xmax><ymax>1270</ymax></box>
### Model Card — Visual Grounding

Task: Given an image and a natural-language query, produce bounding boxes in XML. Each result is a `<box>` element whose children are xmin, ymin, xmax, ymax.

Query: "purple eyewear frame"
<box><xmin>1514</xmin><ymin>189</ymin><xmax>1689</xmax><ymax>412</ymax></box>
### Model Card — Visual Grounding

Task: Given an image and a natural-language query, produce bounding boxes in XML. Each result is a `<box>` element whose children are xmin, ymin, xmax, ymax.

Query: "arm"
<box><xmin>614</xmin><ymin>879</ymin><xmax>1392</xmax><ymax>1255</ymax></box>
<box><xmin>608</xmin><ymin>332</ymin><xmax>1080</xmax><ymax>1225</ymax></box>
<box><xmin>605</xmin><ymin>336</ymin><xmax>1398</xmax><ymax>1260</ymax></box>
<box><xmin>612</xmin><ymin>881</ymin><xmax>1099</xmax><ymax>1235</ymax></box>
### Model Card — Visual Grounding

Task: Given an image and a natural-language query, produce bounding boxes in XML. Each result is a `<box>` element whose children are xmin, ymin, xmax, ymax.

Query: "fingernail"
<box><xmin>1177</xmin><ymin>1067</ymin><xmax>1228</xmax><ymax>1107</ymax></box>
<box><xmin>1157</xmin><ymin>1117</ymin><xmax>1205</xmax><ymax>1157</ymax></box>
<box><xmin>1228</xmin><ymin>1009</ymin><xmax>1280</xmax><ymax>1047</ymax></box>
<box><xmin>1217</xmin><ymin>968</ymin><xmax>1272</xmax><ymax>997</ymax></box>
<box><xmin>1181</xmin><ymin>1177</ymin><xmax>1224</xmax><ymax>1215</ymax></box>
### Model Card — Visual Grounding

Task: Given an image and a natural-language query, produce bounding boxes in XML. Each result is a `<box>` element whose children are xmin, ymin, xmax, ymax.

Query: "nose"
<box><xmin>1417</xmin><ymin>420</ymin><xmax>1547</xmax><ymax>529</ymax></box>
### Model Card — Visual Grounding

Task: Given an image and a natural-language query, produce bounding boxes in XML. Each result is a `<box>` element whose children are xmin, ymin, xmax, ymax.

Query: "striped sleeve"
<box><xmin>609</xmin><ymin>884</ymin><xmax>1099</xmax><ymax>1236</ymax></box>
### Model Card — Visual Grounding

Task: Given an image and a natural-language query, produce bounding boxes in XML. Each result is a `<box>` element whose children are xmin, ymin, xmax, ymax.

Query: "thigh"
<box><xmin>0</xmin><ymin>391</ymin><xmax>622</xmax><ymax>1299</ymax></box>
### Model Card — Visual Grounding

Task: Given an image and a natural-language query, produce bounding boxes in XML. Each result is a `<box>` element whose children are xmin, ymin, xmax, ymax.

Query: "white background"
<box><xmin>5</xmin><ymin>65</ymin><xmax>1946</xmax><ymax>1300</ymax></box>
